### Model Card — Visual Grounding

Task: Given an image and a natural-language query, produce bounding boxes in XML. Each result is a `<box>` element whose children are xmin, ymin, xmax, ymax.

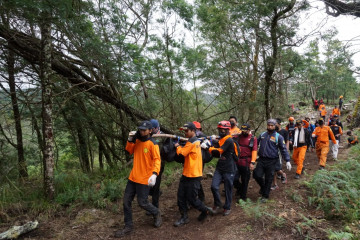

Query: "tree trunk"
<box><xmin>76</xmin><ymin>124</ymin><xmax>90</xmax><ymax>172</ymax></box>
<box><xmin>7</xmin><ymin>47</ymin><xmax>27</xmax><ymax>178</ymax></box>
<box><xmin>98</xmin><ymin>140</ymin><xmax>104</xmax><ymax>170</ymax></box>
<box><xmin>40</xmin><ymin>13</ymin><xmax>55</xmax><ymax>200</ymax></box>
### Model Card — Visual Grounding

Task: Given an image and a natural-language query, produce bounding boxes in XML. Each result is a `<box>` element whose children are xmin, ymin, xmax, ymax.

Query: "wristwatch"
<box><xmin>251</xmin><ymin>162</ymin><xmax>255</xmax><ymax>165</ymax></box>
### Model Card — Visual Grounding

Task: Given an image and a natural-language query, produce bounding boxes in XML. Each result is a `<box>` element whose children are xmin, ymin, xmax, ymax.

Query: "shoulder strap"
<box><xmin>275</xmin><ymin>132</ymin><xmax>279</xmax><ymax>145</ymax></box>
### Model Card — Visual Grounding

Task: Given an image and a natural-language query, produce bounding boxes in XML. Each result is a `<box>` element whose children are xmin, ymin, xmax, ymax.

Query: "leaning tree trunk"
<box><xmin>352</xmin><ymin>95</ymin><xmax>360</xmax><ymax>127</ymax></box>
<box><xmin>40</xmin><ymin>14</ymin><xmax>55</xmax><ymax>200</ymax></box>
<box><xmin>7</xmin><ymin>46</ymin><xmax>28</xmax><ymax>178</ymax></box>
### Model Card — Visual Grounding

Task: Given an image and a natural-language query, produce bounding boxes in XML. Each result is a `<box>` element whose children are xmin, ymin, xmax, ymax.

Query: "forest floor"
<box><xmin>1</xmin><ymin>110</ymin><xmax>354</xmax><ymax>240</ymax></box>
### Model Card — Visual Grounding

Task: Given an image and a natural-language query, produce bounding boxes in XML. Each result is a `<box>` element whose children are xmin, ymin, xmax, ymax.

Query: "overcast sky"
<box><xmin>298</xmin><ymin>1</ymin><xmax>360</xmax><ymax>71</ymax></box>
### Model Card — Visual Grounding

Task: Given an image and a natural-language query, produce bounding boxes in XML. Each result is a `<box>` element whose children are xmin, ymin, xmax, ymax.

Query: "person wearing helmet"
<box><xmin>193</xmin><ymin>121</ymin><xmax>206</xmax><ymax>138</ymax></box>
<box><xmin>339</xmin><ymin>96</ymin><xmax>344</xmax><ymax>110</ymax></box>
<box><xmin>229</xmin><ymin>116</ymin><xmax>241</xmax><ymax>135</ymax></box>
<box><xmin>292</xmin><ymin>119</ymin><xmax>312</xmax><ymax>179</ymax></box>
<box><xmin>233</xmin><ymin>123</ymin><xmax>258</xmax><ymax>201</ymax></box>
<box><xmin>253</xmin><ymin>119</ymin><xmax>291</xmax><ymax>202</ymax></box>
<box><xmin>329</xmin><ymin>119</ymin><xmax>343</xmax><ymax>161</ymax></box>
<box><xmin>115</xmin><ymin>121</ymin><xmax>162</xmax><ymax>238</ymax></box>
<box><xmin>173</xmin><ymin>122</ymin><xmax>214</xmax><ymax>227</ymax></box>
<box><xmin>312</xmin><ymin>118</ymin><xmax>337</xmax><ymax>170</ymax></box>
<box><xmin>286</xmin><ymin>117</ymin><xmax>296</xmax><ymax>152</ymax></box>
<box><xmin>209</xmin><ymin>120</ymin><xmax>237</xmax><ymax>216</ymax></box>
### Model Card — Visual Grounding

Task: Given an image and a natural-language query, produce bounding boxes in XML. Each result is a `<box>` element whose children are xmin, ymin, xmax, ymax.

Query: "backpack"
<box><xmin>232</xmin><ymin>140</ymin><xmax>241</xmax><ymax>162</ymax></box>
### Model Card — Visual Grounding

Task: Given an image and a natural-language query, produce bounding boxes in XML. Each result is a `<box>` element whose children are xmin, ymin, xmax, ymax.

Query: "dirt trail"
<box><xmin>8</xmin><ymin>109</ymin><xmax>351</xmax><ymax>240</ymax></box>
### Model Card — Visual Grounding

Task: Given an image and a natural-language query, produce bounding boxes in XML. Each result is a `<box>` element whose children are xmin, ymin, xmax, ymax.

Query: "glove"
<box><xmin>148</xmin><ymin>174</ymin><xmax>157</xmax><ymax>187</ymax></box>
<box><xmin>286</xmin><ymin>162</ymin><xmax>292</xmax><ymax>171</ymax></box>
<box><xmin>201</xmin><ymin>139</ymin><xmax>211</xmax><ymax>149</ymax></box>
<box><xmin>128</xmin><ymin>131</ymin><xmax>137</xmax><ymax>142</ymax></box>
<box><xmin>211</xmin><ymin>135</ymin><xmax>218</xmax><ymax>140</ymax></box>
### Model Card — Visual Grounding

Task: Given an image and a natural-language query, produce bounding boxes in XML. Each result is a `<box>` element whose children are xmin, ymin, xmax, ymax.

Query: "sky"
<box><xmin>298</xmin><ymin>1</ymin><xmax>360</xmax><ymax>75</ymax></box>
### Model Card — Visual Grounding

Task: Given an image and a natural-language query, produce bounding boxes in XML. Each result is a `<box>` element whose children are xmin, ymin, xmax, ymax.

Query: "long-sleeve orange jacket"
<box><xmin>125</xmin><ymin>138</ymin><xmax>161</xmax><ymax>185</ymax></box>
<box><xmin>313</xmin><ymin>125</ymin><xmax>337</xmax><ymax>145</ymax></box>
<box><xmin>176</xmin><ymin>137</ymin><xmax>203</xmax><ymax>178</ymax></box>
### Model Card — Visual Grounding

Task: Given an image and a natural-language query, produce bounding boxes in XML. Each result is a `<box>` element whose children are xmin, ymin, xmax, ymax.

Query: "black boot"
<box><xmin>198</xmin><ymin>206</ymin><xmax>214</xmax><ymax>222</ymax></box>
<box><xmin>114</xmin><ymin>225</ymin><xmax>133</xmax><ymax>238</ymax></box>
<box><xmin>174</xmin><ymin>213</ymin><xmax>189</xmax><ymax>227</ymax></box>
<box><xmin>153</xmin><ymin>210</ymin><xmax>162</xmax><ymax>228</ymax></box>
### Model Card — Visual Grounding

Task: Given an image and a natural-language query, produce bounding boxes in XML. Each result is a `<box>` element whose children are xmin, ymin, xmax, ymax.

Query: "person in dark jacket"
<box><xmin>193</xmin><ymin>121</ymin><xmax>207</xmax><ymax>202</ymax></box>
<box><xmin>329</xmin><ymin>119</ymin><xmax>343</xmax><ymax>161</ymax></box>
<box><xmin>233</xmin><ymin>123</ymin><xmax>257</xmax><ymax>201</ymax></box>
<box><xmin>339</xmin><ymin>96</ymin><xmax>344</xmax><ymax>110</ymax></box>
<box><xmin>208</xmin><ymin>121</ymin><xmax>237</xmax><ymax>216</ymax></box>
<box><xmin>292</xmin><ymin>119</ymin><xmax>312</xmax><ymax>179</ymax></box>
<box><xmin>253</xmin><ymin>119</ymin><xmax>291</xmax><ymax>202</ymax></box>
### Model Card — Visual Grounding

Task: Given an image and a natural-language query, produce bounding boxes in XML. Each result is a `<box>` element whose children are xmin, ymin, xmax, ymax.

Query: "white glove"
<box><xmin>286</xmin><ymin>162</ymin><xmax>292</xmax><ymax>171</ymax></box>
<box><xmin>211</xmin><ymin>135</ymin><xmax>218</xmax><ymax>140</ymax></box>
<box><xmin>312</xmin><ymin>134</ymin><xmax>316</xmax><ymax>138</ymax></box>
<box><xmin>201</xmin><ymin>139</ymin><xmax>211</xmax><ymax>149</ymax></box>
<box><xmin>128</xmin><ymin>131</ymin><xmax>137</xmax><ymax>142</ymax></box>
<box><xmin>148</xmin><ymin>174</ymin><xmax>157</xmax><ymax>187</ymax></box>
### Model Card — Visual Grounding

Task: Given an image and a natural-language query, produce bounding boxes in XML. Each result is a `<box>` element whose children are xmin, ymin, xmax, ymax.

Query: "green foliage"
<box><xmin>307</xmin><ymin>153</ymin><xmax>360</xmax><ymax>221</ymax></box>
<box><xmin>327</xmin><ymin>230</ymin><xmax>354</xmax><ymax>240</ymax></box>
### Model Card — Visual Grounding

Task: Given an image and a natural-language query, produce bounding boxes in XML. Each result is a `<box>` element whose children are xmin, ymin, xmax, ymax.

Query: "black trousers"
<box><xmin>149</xmin><ymin>161</ymin><xmax>165</xmax><ymax>208</ymax></box>
<box><xmin>253</xmin><ymin>157</ymin><xmax>278</xmax><ymax>199</ymax></box>
<box><xmin>123</xmin><ymin>180</ymin><xmax>159</xmax><ymax>227</ymax></box>
<box><xmin>234</xmin><ymin>165</ymin><xmax>251</xmax><ymax>200</ymax></box>
<box><xmin>177</xmin><ymin>176</ymin><xmax>207</xmax><ymax>214</ymax></box>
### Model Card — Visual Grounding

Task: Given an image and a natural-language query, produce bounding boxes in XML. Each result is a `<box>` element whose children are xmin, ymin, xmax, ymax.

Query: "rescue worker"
<box><xmin>115</xmin><ymin>121</ymin><xmax>162</xmax><ymax>238</ymax></box>
<box><xmin>347</xmin><ymin>130</ymin><xmax>359</xmax><ymax>146</ymax></box>
<box><xmin>305</xmin><ymin>117</ymin><xmax>315</xmax><ymax>152</ymax></box>
<box><xmin>253</xmin><ymin>119</ymin><xmax>291</xmax><ymax>202</ymax></box>
<box><xmin>339</xmin><ymin>96</ymin><xmax>344</xmax><ymax>110</ymax></box>
<box><xmin>329</xmin><ymin>119</ymin><xmax>343</xmax><ymax>161</ymax></box>
<box><xmin>312</xmin><ymin>118</ymin><xmax>337</xmax><ymax>170</ymax></box>
<box><xmin>193</xmin><ymin>121</ymin><xmax>207</xmax><ymax>202</ymax></box>
<box><xmin>148</xmin><ymin>119</ymin><xmax>165</xmax><ymax>212</ymax></box>
<box><xmin>173</xmin><ymin>122</ymin><xmax>214</xmax><ymax>227</ymax></box>
<box><xmin>314</xmin><ymin>99</ymin><xmax>319</xmax><ymax>110</ymax></box>
<box><xmin>233</xmin><ymin>123</ymin><xmax>257</xmax><ymax>200</ymax></box>
<box><xmin>292</xmin><ymin>119</ymin><xmax>312</xmax><ymax>179</ymax></box>
<box><xmin>209</xmin><ymin>121</ymin><xmax>237</xmax><ymax>216</ymax></box>
<box><xmin>286</xmin><ymin>117</ymin><xmax>296</xmax><ymax>152</ymax></box>
<box><xmin>229</xmin><ymin>116</ymin><xmax>241</xmax><ymax>135</ymax></box>
<box><xmin>319</xmin><ymin>103</ymin><xmax>327</xmax><ymax>122</ymax></box>
<box><xmin>332</xmin><ymin>114</ymin><xmax>343</xmax><ymax>130</ymax></box>
<box><xmin>332</xmin><ymin>105</ymin><xmax>340</xmax><ymax>117</ymax></box>
<box><xmin>271</xmin><ymin>118</ymin><xmax>289</xmax><ymax>190</ymax></box>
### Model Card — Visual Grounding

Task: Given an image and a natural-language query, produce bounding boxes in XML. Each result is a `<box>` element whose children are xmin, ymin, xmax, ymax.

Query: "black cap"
<box><xmin>179</xmin><ymin>122</ymin><xmax>196</xmax><ymax>131</ymax></box>
<box><xmin>240</xmin><ymin>123</ymin><xmax>251</xmax><ymax>130</ymax></box>
<box><xmin>138</xmin><ymin>120</ymin><xmax>153</xmax><ymax>130</ymax></box>
<box><xmin>333</xmin><ymin>114</ymin><xmax>338</xmax><ymax>117</ymax></box>
<box><xmin>296</xmin><ymin>119</ymin><xmax>302</xmax><ymax>125</ymax></box>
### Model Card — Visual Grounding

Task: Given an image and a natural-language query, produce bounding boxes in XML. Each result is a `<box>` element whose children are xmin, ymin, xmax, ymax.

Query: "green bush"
<box><xmin>307</xmin><ymin>149</ymin><xmax>360</xmax><ymax>221</ymax></box>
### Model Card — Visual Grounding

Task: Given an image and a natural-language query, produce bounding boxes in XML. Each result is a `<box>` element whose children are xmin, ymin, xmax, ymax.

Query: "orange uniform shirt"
<box><xmin>230</xmin><ymin>126</ymin><xmax>241</xmax><ymax>135</ymax></box>
<box><xmin>332</xmin><ymin>108</ymin><xmax>340</xmax><ymax>116</ymax></box>
<box><xmin>125</xmin><ymin>138</ymin><xmax>161</xmax><ymax>185</ymax></box>
<box><xmin>319</xmin><ymin>104</ymin><xmax>326</xmax><ymax>116</ymax></box>
<box><xmin>313</xmin><ymin>125</ymin><xmax>336</xmax><ymax>145</ymax></box>
<box><xmin>176</xmin><ymin>137</ymin><xmax>203</xmax><ymax>178</ymax></box>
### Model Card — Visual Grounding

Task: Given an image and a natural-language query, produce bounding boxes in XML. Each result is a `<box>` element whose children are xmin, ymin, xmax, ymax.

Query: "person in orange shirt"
<box><xmin>173</xmin><ymin>122</ymin><xmax>214</xmax><ymax>227</ymax></box>
<box><xmin>312</xmin><ymin>118</ymin><xmax>337</xmax><ymax>170</ymax></box>
<box><xmin>229</xmin><ymin>116</ymin><xmax>241</xmax><ymax>135</ymax></box>
<box><xmin>319</xmin><ymin>103</ymin><xmax>327</xmax><ymax>122</ymax></box>
<box><xmin>332</xmin><ymin>105</ymin><xmax>340</xmax><ymax>116</ymax></box>
<box><xmin>115</xmin><ymin>121</ymin><xmax>161</xmax><ymax>238</ymax></box>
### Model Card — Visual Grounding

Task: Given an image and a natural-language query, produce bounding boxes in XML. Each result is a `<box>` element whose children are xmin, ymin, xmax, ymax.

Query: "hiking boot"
<box><xmin>270</xmin><ymin>184</ymin><xmax>279</xmax><ymax>190</ymax></box>
<box><xmin>174</xmin><ymin>214</ymin><xmax>189</xmax><ymax>227</ymax></box>
<box><xmin>153</xmin><ymin>211</ymin><xmax>162</xmax><ymax>228</ymax></box>
<box><xmin>260</xmin><ymin>197</ymin><xmax>268</xmax><ymax>203</ymax></box>
<box><xmin>212</xmin><ymin>206</ymin><xmax>220</xmax><ymax>214</ymax></box>
<box><xmin>281</xmin><ymin>173</ymin><xmax>287</xmax><ymax>184</ymax></box>
<box><xmin>223</xmin><ymin>209</ymin><xmax>231</xmax><ymax>216</ymax></box>
<box><xmin>114</xmin><ymin>226</ymin><xmax>133</xmax><ymax>238</ymax></box>
<box><xmin>294</xmin><ymin>174</ymin><xmax>300</xmax><ymax>179</ymax></box>
<box><xmin>319</xmin><ymin>166</ymin><xmax>325</xmax><ymax>170</ymax></box>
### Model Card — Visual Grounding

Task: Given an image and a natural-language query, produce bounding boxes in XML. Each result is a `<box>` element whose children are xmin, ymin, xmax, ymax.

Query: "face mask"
<box><xmin>218</xmin><ymin>130</ymin><xmax>227</xmax><ymax>138</ymax></box>
<box><xmin>275</xmin><ymin>126</ymin><xmax>279</xmax><ymax>131</ymax></box>
<box><xmin>230</xmin><ymin>122</ymin><xmax>235</xmax><ymax>127</ymax></box>
<box><xmin>319</xmin><ymin>121</ymin><xmax>324</xmax><ymax>126</ymax></box>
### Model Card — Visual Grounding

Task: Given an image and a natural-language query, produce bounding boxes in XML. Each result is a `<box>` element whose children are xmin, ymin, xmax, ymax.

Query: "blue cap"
<box><xmin>150</xmin><ymin>119</ymin><xmax>159</xmax><ymax>129</ymax></box>
<box><xmin>138</xmin><ymin>121</ymin><xmax>153</xmax><ymax>130</ymax></box>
